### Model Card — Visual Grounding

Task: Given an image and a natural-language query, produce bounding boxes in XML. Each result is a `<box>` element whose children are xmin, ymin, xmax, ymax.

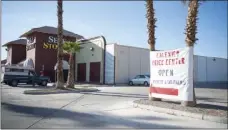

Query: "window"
<box><xmin>139</xmin><ymin>75</ymin><xmax>145</xmax><ymax>78</ymax></box>
<box><xmin>5</xmin><ymin>68</ymin><xmax>10</xmax><ymax>72</ymax></box>
<box><xmin>29</xmin><ymin>71</ymin><xmax>36</xmax><ymax>76</ymax></box>
<box><xmin>9</xmin><ymin>68</ymin><xmax>24</xmax><ymax>72</ymax></box>
<box><xmin>135</xmin><ymin>75</ymin><xmax>140</xmax><ymax>79</ymax></box>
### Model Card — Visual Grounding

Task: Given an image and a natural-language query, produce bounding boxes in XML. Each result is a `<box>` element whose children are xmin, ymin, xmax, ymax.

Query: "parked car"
<box><xmin>1</xmin><ymin>65</ymin><xmax>51</xmax><ymax>87</ymax></box>
<box><xmin>129</xmin><ymin>74</ymin><xmax>150</xmax><ymax>86</ymax></box>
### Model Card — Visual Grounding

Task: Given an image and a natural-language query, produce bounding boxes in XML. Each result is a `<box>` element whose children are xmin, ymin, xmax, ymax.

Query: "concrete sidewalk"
<box><xmin>2</xmin><ymin>84</ymin><xmax>227</xmax><ymax>129</ymax></box>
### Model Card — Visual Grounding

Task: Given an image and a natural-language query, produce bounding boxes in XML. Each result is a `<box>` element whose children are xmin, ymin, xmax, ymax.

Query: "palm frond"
<box><xmin>63</xmin><ymin>41</ymin><xmax>81</xmax><ymax>54</ymax></box>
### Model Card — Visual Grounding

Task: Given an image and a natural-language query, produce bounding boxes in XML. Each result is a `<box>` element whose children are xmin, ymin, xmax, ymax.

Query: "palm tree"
<box><xmin>146</xmin><ymin>0</ymin><xmax>156</xmax><ymax>51</ymax></box>
<box><xmin>181</xmin><ymin>0</ymin><xmax>200</xmax><ymax>107</ymax></box>
<box><xmin>183</xmin><ymin>0</ymin><xmax>199</xmax><ymax>47</ymax></box>
<box><xmin>146</xmin><ymin>0</ymin><xmax>161</xmax><ymax>101</ymax></box>
<box><xmin>56</xmin><ymin>0</ymin><xmax>65</xmax><ymax>89</ymax></box>
<box><xmin>63</xmin><ymin>41</ymin><xmax>81</xmax><ymax>88</ymax></box>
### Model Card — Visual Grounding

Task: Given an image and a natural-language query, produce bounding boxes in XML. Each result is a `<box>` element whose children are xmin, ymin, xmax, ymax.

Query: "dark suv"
<box><xmin>2</xmin><ymin>67</ymin><xmax>50</xmax><ymax>87</ymax></box>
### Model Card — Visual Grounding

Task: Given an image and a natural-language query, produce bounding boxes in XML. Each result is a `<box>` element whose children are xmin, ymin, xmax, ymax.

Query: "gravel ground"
<box><xmin>134</xmin><ymin>99</ymin><xmax>228</xmax><ymax>117</ymax></box>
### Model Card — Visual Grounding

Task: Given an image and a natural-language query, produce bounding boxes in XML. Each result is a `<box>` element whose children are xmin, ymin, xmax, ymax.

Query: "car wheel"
<box><xmin>129</xmin><ymin>81</ymin><xmax>133</xmax><ymax>86</ymax></box>
<box><xmin>11</xmin><ymin>80</ymin><xmax>18</xmax><ymax>87</ymax></box>
<box><xmin>41</xmin><ymin>80</ymin><xmax>47</xmax><ymax>86</ymax></box>
<box><xmin>144</xmin><ymin>81</ymin><xmax>149</xmax><ymax>86</ymax></box>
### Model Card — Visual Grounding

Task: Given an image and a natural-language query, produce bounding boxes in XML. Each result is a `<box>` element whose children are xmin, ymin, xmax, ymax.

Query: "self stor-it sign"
<box><xmin>149</xmin><ymin>47</ymin><xmax>194</xmax><ymax>101</ymax></box>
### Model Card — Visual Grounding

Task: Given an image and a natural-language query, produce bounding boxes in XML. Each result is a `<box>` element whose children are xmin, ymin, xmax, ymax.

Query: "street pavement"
<box><xmin>1</xmin><ymin>84</ymin><xmax>227</xmax><ymax>129</ymax></box>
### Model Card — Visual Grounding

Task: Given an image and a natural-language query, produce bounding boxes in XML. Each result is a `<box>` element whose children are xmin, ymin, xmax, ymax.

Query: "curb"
<box><xmin>23</xmin><ymin>87</ymin><xmax>99</xmax><ymax>95</ymax></box>
<box><xmin>133</xmin><ymin>102</ymin><xmax>227</xmax><ymax>124</ymax></box>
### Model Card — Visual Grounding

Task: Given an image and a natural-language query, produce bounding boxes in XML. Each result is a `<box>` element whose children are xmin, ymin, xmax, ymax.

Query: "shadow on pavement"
<box><xmin>1</xmin><ymin>102</ymin><xmax>189</xmax><ymax>129</ymax></box>
<box><xmin>194</xmin><ymin>82</ymin><xmax>228</xmax><ymax>90</ymax></box>
<box><xmin>196</xmin><ymin>103</ymin><xmax>228</xmax><ymax>111</ymax></box>
<box><xmin>196</xmin><ymin>97</ymin><xmax>228</xmax><ymax>104</ymax></box>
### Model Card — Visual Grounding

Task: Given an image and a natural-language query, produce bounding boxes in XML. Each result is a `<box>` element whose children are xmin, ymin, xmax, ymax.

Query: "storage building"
<box><xmin>104</xmin><ymin>43</ymin><xmax>228</xmax><ymax>84</ymax></box>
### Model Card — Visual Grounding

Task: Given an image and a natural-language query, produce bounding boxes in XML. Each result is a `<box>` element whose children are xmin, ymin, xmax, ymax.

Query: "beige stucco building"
<box><xmin>75</xmin><ymin>36</ymin><xmax>106</xmax><ymax>84</ymax></box>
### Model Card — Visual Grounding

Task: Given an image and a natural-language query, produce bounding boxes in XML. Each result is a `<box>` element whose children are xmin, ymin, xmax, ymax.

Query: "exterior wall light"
<box><xmin>90</xmin><ymin>47</ymin><xmax>94</xmax><ymax>51</ymax></box>
<box><xmin>5</xmin><ymin>48</ymin><xmax>8</xmax><ymax>51</ymax></box>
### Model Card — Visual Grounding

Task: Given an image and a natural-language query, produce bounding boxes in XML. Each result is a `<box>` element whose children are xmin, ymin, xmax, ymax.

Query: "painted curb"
<box><xmin>133</xmin><ymin>102</ymin><xmax>227</xmax><ymax>124</ymax></box>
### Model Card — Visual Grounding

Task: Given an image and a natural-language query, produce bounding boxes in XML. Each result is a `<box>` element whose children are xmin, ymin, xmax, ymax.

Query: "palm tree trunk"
<box><xmin>66</xmin><ymin>53</ymin><xmax>74</xmax><ymax>88</ymax></box>
<box><xmin>56</xmin><ymin>0</ymin><xmax>65</xmax><ymax>89</ymax></box>
<box><xmin>146</xmin><ymin>0</ymin><xmax>161</xmax><ymax>101</ymax></box>
<box><xmin>185</xmin><ymin>0</ymin><xmax>199</xmax><ymax>47</ymax></box>
<box><xmin>146</xmin><ymin>0</ymin><xmax>156</xmax><ymax>51</ymax></box>
<box><xmin>182</xmin><ymin>0</ymin><xmax>199</xmax><ymax>107</ymax></box>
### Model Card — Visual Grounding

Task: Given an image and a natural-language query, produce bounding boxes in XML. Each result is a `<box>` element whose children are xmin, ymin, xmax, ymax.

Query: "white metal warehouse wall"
<box><xmin>105</xmin><ymin>44</ymin><xmax>150</xmax><ymax>84</ymax></box>
<box><xmin>105</xmin><ymin>44</ymin><xmax>228</xmax><ymax>84</ymax></box>
<box><xmin>194</xmin><ymin>56</ymin><xmax>228</xmax><ymax>82</ymax></box>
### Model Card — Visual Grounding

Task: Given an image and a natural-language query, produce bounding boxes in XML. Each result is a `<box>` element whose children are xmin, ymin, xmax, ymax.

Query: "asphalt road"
<box><xmin>1</xmin><ymin>84</ymin><xmax>227</xmax><ymax>129</ymax></box>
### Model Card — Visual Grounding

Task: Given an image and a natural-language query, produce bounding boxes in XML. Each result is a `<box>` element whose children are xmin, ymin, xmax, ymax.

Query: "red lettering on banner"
<box><xmin>172</xmin><ymin>59</ymin><xmax>175</xmax><ymax>65</ymax></box>
<box><xmin>168</xmin><ymin>52</ymin><xmax>172</xmax><ymax>57</ymax></box>
<box><xmin>181</xmin><ymin>58</ymin><xmax>185</xmax><ymax>64</ymax></box>
<box><xmin>172</xmin><ymin>51</ymin><xmax>175</xmax><ymax>57</ymax></box>
<box><xmin>163</xmin><ymin>58</ymin><xmax>185</xmax><ymax>66</ymax></box>
<box><xmin>176</xmin><ymin>51</ymin><xmax>179</xmax><ymax>55</ymax></box>
<box><xmin>156</xmin><ymin>50</ymin><xmax>181</xmax><ymax>59</ymax></box>
<box><xmin>178</xmin><ymin>59</ymin><xmax>182</xmax><ymax>64</ymax></box>
<box><xmin>156</xmin><ymin>53</ymin><xmax>159</xmax><ymax>58</ymax></box>
<box><xmin>164</xmin><ymin>52</ymin><xmax>167</xmax><ymax>58</ymax></box>
<box><xmin>152</xmin><ymin>60</ymin><xmax>164</xmax><ymax>66</ymax></box>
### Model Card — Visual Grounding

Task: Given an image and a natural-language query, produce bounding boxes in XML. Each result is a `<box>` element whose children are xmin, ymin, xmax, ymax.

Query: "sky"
<box><xmin>1</xmin><ymin>1</ymin><xmax>227</xmax><ymax>60</ymax></box>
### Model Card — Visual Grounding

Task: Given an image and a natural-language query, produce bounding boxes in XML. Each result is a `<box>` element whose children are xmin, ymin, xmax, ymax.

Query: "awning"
<box><xmin>54</xmin><ymin>60</ymin><xmax>69</xmax><ymax>70</ymax></box>
<box><xmin>23</xmin><ymin>58</ymin><xmax>34</xmax><ymax>69</ymax></box>
<box><xmin>17</xmin><ymin>59</ymin><xmax>26</xmax><ymax>65</ymax></box>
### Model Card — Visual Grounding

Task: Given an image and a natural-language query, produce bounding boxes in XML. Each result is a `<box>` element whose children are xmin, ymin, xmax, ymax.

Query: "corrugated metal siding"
<box><xmin>115</xmin><ymin>44</ymin><xmax>150</xmax><ymax>84</ymax></box>
<box><xmin>105</xmin><ymin>44</ymin><xmax>115</xmax><ymax>84</ymax></box>
<box><xmin>196</xmin><ymin>56</ymin><xmax>207</xmax><ymax>82</ymax></box>
<box><xmin>140</xmin><ymin>49</ymin><xmax>150</xmax><ymax>75</ymax></box>
<box><xmin>206</xmin><ymin>57</ymin><xmax>227</xmax><ymax>82</ymax></box>
<box><xmin>194</xmin><ymin>55</ymin><xmax>227</xmax><ymax>82</ymax></box>
<box><xmin>128</xmin><ymin>47</ymin><xmax>141</xmax><ymax>81</ymax></box>
<box><xmin>115</xmin><ymin>45</ymin><xmax>129</xmax><ymax>84</ymax></box>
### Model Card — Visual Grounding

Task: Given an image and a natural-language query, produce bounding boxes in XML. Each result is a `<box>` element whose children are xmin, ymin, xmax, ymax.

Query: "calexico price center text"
<box><xmin>152</xmin><ymin>50</ymin><xmax>185</xmax><ymax>66</ymax></box>
<box><xmin>151</xmin><ymin>50</ymin><xmax>186</xmax><ymax>85</ymax></box>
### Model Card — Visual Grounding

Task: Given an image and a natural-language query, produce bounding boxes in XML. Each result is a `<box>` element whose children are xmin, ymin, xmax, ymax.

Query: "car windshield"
<box><xmin>134</xmin><ymin>75</ymin><xmax>140</xmax><ymax>79</ymax></box>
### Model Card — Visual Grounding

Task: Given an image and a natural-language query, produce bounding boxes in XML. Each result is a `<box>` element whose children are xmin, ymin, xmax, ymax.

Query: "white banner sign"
<box><xmin>149</xmin><ymin>47</ymin><xmax>194</xmax><ymax>101</ymax></box>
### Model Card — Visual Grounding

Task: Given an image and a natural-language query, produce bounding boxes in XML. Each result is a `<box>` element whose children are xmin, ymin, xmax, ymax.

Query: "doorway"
<box><xmin>89</xmin><ymin>62</ymin><xmax>101</xmax><ymax>83</ymax></box>
<box><xmin>77</xmin><ymin>63</ymin><xmax>86</xmax><ymax>82</ymax></box>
